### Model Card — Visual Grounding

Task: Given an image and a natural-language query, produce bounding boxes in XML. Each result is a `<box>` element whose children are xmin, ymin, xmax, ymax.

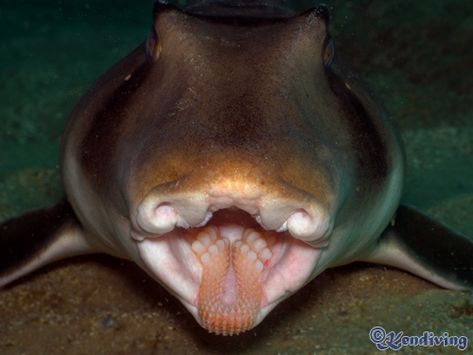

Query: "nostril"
<box><xmin>155</xmin><ymin>203</ymin><xmax>176</xmax><ymax>220</ymax></box>
<box><xmin>287</xmin><ymin>209</ymin><xmax>312</xmax><ymax>236</ymax></box>
<box><xmin>286</xmin><ymin>207</ymin><xmax>330</xmax><ymax>244</ymax></box>
<box><xmin>137</xmin><ymin>202</ymin><xmax>178</xmax><ymax>235</ymax></box>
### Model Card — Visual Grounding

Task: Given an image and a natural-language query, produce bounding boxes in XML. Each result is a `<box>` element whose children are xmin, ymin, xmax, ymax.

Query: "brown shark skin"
<box><xmin>61</xmin><ymin>8</ymin><xmax>403</xmax><ymax>263</ymax></box>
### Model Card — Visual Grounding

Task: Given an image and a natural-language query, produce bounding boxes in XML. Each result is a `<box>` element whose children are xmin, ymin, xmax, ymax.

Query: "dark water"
<box><xmin>0</xmin><ymin>1</ymin><xmax>472</xmax><ymax>354</ymax></box>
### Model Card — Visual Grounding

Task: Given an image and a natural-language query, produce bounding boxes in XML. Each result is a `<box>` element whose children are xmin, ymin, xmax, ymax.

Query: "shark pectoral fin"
<box><xmin>0</xmin><ymin>200</ymin><xmax>94</xmax><ymax>288</ymax></box>
<box><xmin>364</xmin><ymin>204</ymin><xmax>473</xmax><ymax>291</ymax></box>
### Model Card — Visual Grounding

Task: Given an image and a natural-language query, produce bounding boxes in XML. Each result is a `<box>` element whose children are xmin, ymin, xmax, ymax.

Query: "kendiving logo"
<box><xmin>369</xmin><ymin>325</ymin><xmax>469</xmax><ymax>352</ymax></box>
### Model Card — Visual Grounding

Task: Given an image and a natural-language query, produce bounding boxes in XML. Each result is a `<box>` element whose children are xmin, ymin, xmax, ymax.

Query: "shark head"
<box><xmin>122</xmin><ymin>6</ymin><xmax>350</xmax><ymax>335</ymax></box>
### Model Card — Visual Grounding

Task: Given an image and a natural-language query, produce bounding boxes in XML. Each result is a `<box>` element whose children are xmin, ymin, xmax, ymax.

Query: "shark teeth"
<box><xmin>232</xmin><ymin>228</ymin><xmax>274</xmax><ymax>271</ymax></box>
<box><xmin>191</xmin><ymin>226</ymin><xmax>273</xmax><ymax>271</ymax></box>
<box><xmin>192</xmin><ymin>226</ymin><xmax>227</xmax><ymax>264</ymax></box>
<box><xmin>189</xmin><ymin>226</ymin><xmax>274</xmax><ymax>335</ymax></box>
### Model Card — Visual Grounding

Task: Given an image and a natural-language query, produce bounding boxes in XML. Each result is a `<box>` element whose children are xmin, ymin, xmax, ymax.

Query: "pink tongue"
<box><xmin>197</xmin><ymin>242</ymin><xmax>262</xmax><ymax>335</ymax></box>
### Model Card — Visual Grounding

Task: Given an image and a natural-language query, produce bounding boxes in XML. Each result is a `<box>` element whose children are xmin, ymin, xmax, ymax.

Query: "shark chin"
<box><xmin>136</xmin><ymin>208</ymin><xmax>322</xmax><ymax>335</ymax></box>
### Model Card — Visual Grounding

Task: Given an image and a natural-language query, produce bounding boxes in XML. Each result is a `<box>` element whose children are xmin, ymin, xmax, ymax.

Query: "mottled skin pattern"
<box><xmin>62</xmin><ymin>8</ymin><xmax>402</xmax><ymax>266</ymax></box>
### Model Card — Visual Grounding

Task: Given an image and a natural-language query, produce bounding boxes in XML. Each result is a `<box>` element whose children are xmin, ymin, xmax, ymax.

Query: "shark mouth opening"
<box><xmin>136</xmin><ymin>208</ymin><xmax>321</xmax><ymax>335</ymax></box>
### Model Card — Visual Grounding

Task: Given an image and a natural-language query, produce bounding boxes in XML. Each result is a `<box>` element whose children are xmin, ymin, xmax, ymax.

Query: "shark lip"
<box><xmin>135</xmin><ymin>208</ymin><xmax>322</xmax><ymax>333</ymax></box>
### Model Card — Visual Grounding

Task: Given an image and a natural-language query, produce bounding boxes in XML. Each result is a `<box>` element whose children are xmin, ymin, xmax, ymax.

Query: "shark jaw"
<box><xmin>135</xmin><ymin>208</ymin><xmax>322</xmax><ymax>335</ymax></box>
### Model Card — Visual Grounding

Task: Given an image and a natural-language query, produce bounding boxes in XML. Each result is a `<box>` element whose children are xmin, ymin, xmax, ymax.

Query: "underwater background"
<box><xmin>0</xmin><ymin>0</ymin><xmax>472</xmax><ymax>353</ymax></box>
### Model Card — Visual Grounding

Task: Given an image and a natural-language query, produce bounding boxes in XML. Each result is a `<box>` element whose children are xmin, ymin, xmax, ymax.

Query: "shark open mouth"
<box><xmin>136</xmin><ymin>208</ymin><xmax>321</xmax><ymax>335</ymax></box>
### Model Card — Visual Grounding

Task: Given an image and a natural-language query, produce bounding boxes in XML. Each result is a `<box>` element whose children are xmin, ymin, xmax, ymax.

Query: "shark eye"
<box><xmin>323</xmin><ymin>37</ymin><xmax>335</xmax><ymax>67</ymax></box>
<box><xmin>315</xmin><ymin>4</ymin><xmax>330</xmax><ymax>23</ymax></box>
<box><xmin>146</xmin><ymin>30</ymin><xmax>161</xmax><ymax>62</ymax></box>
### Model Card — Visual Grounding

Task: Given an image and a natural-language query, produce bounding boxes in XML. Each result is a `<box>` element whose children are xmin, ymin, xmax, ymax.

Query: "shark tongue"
<box><xmin>194</xmin><ymin>228</ymin><xmax>267</xmax><ymax>335</ymax></box>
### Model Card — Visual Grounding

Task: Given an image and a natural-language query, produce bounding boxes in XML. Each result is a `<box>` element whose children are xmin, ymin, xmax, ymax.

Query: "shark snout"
<box><xmin>133</xmin><ymin>181</ymin><xmax>333</xmax><ymax>246</ymax></box>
